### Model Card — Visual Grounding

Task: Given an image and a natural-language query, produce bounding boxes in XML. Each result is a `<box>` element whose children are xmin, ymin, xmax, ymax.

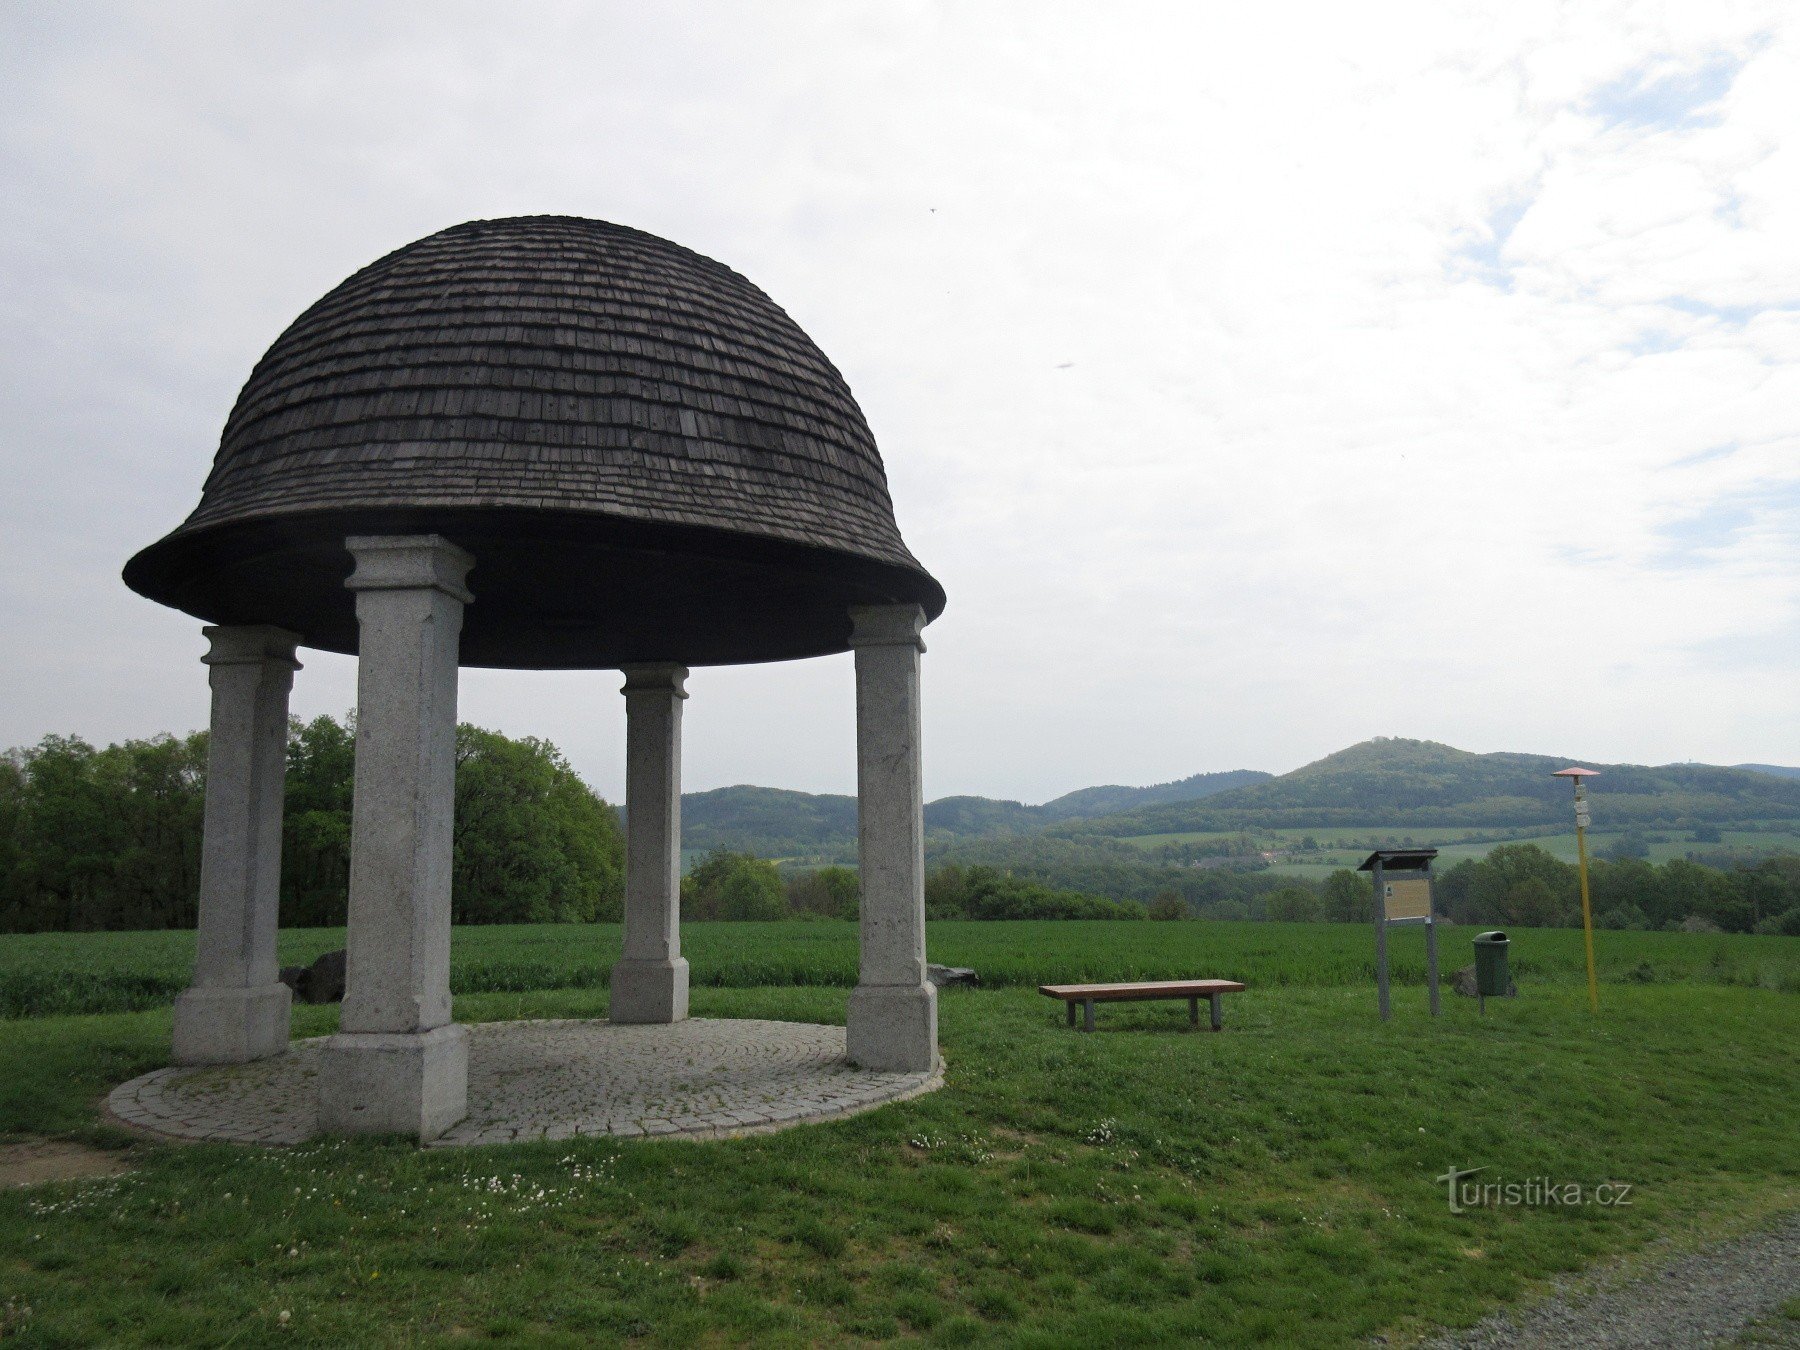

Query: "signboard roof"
<box><xmin>1357</xmin><ymin>848</ymin><xmax>1438</xmax><ymax>872</ymax></box>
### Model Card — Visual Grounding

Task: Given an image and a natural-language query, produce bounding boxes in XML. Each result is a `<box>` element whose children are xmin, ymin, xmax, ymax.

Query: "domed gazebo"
<box><xmin>124</xmin><ymin>217</ymin><xmax>945</xmax><ymax>1141</ymax></box>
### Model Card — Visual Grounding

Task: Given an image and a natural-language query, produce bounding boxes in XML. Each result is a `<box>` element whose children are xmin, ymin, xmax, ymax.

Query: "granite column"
<box><xmin>845</xmin><ymin>604</ymin><xmax>937</xmax><ymax>1072</ymax></box>
<box><xmin>609</xmin><ymin>664</ymin><xmax>691</xmax><ymax>1023</ymax></box>
<box><xmin>171</xmin><ymin>625</ymin><xmax>301</xmax><ymax>1064</ymax></box>
<box><xmin>318</xmin><ymin>535</ymin><xmax>473</xmax><ymax>1140</ymax></box>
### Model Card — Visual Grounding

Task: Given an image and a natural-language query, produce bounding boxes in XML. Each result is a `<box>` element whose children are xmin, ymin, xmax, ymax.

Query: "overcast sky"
<box><xmin>2</xmin><ymin>1</ymin><xmax>1796</xmax><ymax>804</ymax></box>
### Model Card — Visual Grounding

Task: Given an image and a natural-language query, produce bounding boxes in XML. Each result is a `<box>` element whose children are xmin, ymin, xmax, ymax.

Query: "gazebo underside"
<box><xmin>108</xmin><ymin>1018</ymin><xmax>942</xmax><ymax>1148</ymax></box>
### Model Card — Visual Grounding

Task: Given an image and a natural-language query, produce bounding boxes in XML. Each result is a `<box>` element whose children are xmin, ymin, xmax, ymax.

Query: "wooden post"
<box><xmin>1425</xmin><ymin>859</ymin><xmax>1441</xmax><ymax>1018</ymax></box>
<box><xmin>1575</xmin><ymin>783</ymin><xmax>1599</xmax><ymax>1014</ymax></box>
<box><xmin>1373</xmin><ymin>858</ymin><xmax>1390</xmax><ymax>1021</ymax></box>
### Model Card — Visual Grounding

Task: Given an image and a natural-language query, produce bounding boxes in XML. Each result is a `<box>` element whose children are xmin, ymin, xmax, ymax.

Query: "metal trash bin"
<box><xmin>1473</xmin><ymin>931</ymin><xmax>1510</xmax><ymax>1003</ymax></box>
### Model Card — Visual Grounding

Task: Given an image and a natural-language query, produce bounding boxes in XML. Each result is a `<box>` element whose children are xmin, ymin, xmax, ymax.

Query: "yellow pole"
<box><xmin>1574</xmin><ymin>783</ymin><xmax>1598</xmax><ymax>1014</ymax></box>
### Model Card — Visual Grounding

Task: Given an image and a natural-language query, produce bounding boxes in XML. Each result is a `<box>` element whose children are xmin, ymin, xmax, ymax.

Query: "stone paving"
<box><xmin>107</xmin><ymin>1018</ymin><xmax>941</xmax><ymax>1148</ymax></box>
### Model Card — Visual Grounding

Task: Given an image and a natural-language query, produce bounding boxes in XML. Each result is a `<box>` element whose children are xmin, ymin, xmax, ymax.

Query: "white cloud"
<box><xmin>0</xmin><ymin>0</ymin><xmax>1795</xmax><ymax>803</ymax></box>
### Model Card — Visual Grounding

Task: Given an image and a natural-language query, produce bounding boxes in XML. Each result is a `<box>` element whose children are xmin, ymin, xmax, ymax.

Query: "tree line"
<box><xmin>1431</xmin><ymin>844</ymin><xmax>1800</xmax><ymax>935</ymax></box>
<box><xmin>1175</xmin><ymin>845</ymin><xmax>1800</xmax><ymax>934</ymax></box>
<box><xmin>0</xmin><ymin>718</ymin><xmax>624</xmax><ymax>933</ymax></box>
<box><xmin>6</xmin><ymin>722</ymin><xmax>1798</xmax><ymax>936</ymax></box>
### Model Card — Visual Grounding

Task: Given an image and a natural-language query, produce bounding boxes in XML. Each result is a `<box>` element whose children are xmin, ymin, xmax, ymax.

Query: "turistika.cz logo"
<box><xmin>1436</xmin><ymin>1166</ymin><xmax>1635</xmax><ymax>1214</ymax></box>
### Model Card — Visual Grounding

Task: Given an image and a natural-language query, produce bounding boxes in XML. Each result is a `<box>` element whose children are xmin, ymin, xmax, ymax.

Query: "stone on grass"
<box><xmin>926</xmin><ymin>964</ymin><xmax>979</xmax><ymax>988</ymax></box>
<box><xmin>1451</xmin><ymin>963</ymin><xmax>1515</xmax><ymax>998</ymax></box>
<box><xmin>302</xmin><ymin>949</ymin><xmax>347</xmax><ymax>1004</ymax></box>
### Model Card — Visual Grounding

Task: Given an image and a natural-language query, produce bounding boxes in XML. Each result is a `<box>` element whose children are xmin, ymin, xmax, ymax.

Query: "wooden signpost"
<box><xmin>1358</xmin><ymin>848</ymin><xmax>1441</xmax><ymax>1020</ymax></box>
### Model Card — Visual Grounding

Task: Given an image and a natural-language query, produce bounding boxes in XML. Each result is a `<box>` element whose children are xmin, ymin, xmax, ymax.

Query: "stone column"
<box><xmin>171</xmin><ymin>625</ymin><xmax>301</xmax><ymax>1064</ymax></box>
<box><xmin>318</xmin><ymin>535</ymin><xmax>473</xmax><ymax>1140</ymax></box>
<box><xmin>845</xmin><ymin>604</ymin><xmax>937</xmax><ymax>1072</ymax></box>
<box><xmin>609</xmin><ymin>664</ymin><xmax>691</xmax><ymax>1023</ymax></box>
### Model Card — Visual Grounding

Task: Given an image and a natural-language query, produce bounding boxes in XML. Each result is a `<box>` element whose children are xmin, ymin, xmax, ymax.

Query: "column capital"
<box><xmin>345</xmin><ymin>534</ymin><xmax>475</xmax><ymax>603</ymax></box>
<box><xmin>201</xmin><ymin>625</ymin><xmax>303</xmax><ymax>670</ymax></box>
<box><xmin>849</xmin><ymin>604</ymin><xmax>927</xmax><ymax>651</ymax></box>
<box><xmin>619</xmin><ymin>663</ymin><xmax>689</xmax><ymax>698</ymax></box>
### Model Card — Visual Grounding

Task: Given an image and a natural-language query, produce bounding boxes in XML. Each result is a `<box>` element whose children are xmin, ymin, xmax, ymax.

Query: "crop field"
<box><xmin>4</xmin><ymin>920</ymin><xmax>1800</xmax><ymax>1019</ymax></box>
<box><xmin>2</xmin><ymin>922</ymin><xmax>1798</xmax><ymax>1345</ymax></box>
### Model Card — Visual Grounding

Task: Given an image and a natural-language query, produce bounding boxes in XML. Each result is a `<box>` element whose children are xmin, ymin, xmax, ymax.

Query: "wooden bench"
<box><xmin>1039</xmin><ymin>979</ymin><xmax>1247</xmax><ymax>1032</ymax></box>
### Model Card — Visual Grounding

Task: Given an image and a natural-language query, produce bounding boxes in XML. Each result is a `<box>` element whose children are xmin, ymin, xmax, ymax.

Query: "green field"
<box><xmin>5</xmin><ymin>920</ymin><xmax>1800</xmax><ymax>1018</ymax></box>
<box><xmin>2</xmin><ymin>922</ymin><xmax>1797</xmax><ymax>1345</ymax></box>
<box><xmin>1110</xmin><ymin>823</ymin><xmax>1800</xmax><ymax>879</ymax></box>
<box><xmin>1117</xmin><ymin>825</ymin><xmax>1503</xmax><ymax>849</ymax></box>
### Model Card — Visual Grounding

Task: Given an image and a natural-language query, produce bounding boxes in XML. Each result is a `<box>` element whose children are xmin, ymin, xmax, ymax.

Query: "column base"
<box><xmin>609</xmin><ymin>957</ymin><xmax>690</xmax><ymax>1024</ymax></box>
<box><xmin>171</xmin><ymin>983</ymin><xmax>292</xmax><ymax>1064</ymax></box>
<box><xmin>847</xmin><ymin>982</ymin><xmax>938</xmax><ymax>1072</ymax></box>
<box><xmin>317</xmin><ymin>1024</ymin><xmax>469</xmax><ymax>1140</ymax></box>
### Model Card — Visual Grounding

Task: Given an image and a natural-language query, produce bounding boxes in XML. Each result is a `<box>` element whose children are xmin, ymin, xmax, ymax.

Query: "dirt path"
<box><xmin>0</xmin><ymin>1138</ymin><xmax>132</xmax><ymax>1188</ymax></box>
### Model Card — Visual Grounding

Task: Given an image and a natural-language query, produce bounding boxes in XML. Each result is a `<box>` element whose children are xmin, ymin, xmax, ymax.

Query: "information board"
<box><xmin>1383</xmin><ymin>878</ymin><xmax>1433</xmax><ymax>922</ymax></box>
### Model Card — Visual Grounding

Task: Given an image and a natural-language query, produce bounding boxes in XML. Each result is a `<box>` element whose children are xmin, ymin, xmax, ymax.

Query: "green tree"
<box><xmin>1264</xmin><ymin>886</ymin><xmax>1320</xmax><ymax>922</ymax></box>
<box><xmin>924</xmin><ymin>863</ymin><xmax>969</xmax><ymax>919</ymax></box>
<box><xmin>1470</xmin><ymin>845</ymin><xmax>1576</xmax><ymax>926</ymax></box>
<box><xmin>683</xmin><ymin>850</ymin><xmax>785</xmax><ymax>921</ymax></box>
<box><xmin>1321</xmin><ymin>869</ymin><xmax>1366</xmax><ymax>923</ymax></box>
<box><xmin>786</xmin><ymin>866</ymin><xmax>859</xmax><ymax>919</ymax></box>
<box><xmin>281</xmin><ymin>715</ymin><xmax>357</xmax><ymax>926</ymax></box>
<box><xmin>1501</xmin><ymin>876</ymin><xmax>1562</xmax><ymax>927</ymax></box>
<box><xmin>0</xmin><ymin>733</ymin><xmax>207</xmax><ymax>932</ymax></box>
<box><xmin>1147</xmin><ymin>889</ymin><xmax>1187</xmax><ymax>920</ymax></box>
<box><xmin>451</xmin><ymin>725</ymin><xmax>624</xmax><ymax>924</ymax></box>
<box><xmin>0</xmin><ymin>717</ymin><xmax>625</xmax><ymax>933</ymax></box>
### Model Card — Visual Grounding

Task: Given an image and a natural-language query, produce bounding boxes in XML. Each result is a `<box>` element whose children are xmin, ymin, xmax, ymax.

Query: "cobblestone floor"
<box><xmin>107</xmin><ymin>1018</ymin><xmax>941</xmax><ymax>1147</ymax></box>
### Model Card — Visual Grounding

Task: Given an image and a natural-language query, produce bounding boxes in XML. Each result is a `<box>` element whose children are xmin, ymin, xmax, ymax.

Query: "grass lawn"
<box><xmin>1</xmin><ymin>939</ymin><xmax>1798</xmax><ymax>1344</ymax></box>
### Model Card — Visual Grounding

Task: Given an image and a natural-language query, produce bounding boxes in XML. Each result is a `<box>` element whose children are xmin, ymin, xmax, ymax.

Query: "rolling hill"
<box><xmin>681</xmin><ymin>769</ymin><xmax>1269</xmax><ymax>854</ymax></box>
<box><xmin>678</xmin><ymin>740</ymin><xmax>1800</xmax><ymax>857</ymax></box>
<box><xmin>1058</xmin><ymin>738</ymin><xmax>1800</xmax><ymax>837</ymax></box>
<box><xmin>1737</xmin><ymin>763</ymin><xmax>1800</xmax><ymax>782</ymax></box>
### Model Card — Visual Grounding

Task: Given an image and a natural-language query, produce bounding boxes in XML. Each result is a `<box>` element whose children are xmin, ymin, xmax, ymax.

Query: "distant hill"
<box><xmin>1035</xmin><ymin>770</ymin><xmax>1270</xmax><ymax>821</ymax></box>
<box><xmin>1736</xmin><ymin>763</ymin><xmax>1800</xmax><ymax>781</ymax></box>
<box><xmin>681</xmin><ymin>786</ymin><xmax>857</xmax><ymax>854</ymax></box>
<box><xmin>1060</xmin><ymin>738</ymin><xmax>1800</xmax><ymax>837</ymax></box>
<box><xmin>681</xmin><ymin>769</ymin><xmax>1269</xmax><ymax>855</ymax></box>
<box><xmin>682</xmin><ymin>741</ymin><xmax>1800</xmax><ymax>856</ymax></box>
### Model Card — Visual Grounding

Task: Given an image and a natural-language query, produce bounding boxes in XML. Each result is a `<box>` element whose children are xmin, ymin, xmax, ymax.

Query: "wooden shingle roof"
<box><xmin>123</xmin><ymin>217</ymin><xmax>944</xmax><ymax>668</ymax></box>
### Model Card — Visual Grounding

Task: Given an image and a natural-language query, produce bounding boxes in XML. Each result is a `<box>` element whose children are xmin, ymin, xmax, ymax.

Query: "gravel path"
<box><xmin>1427</xmin><ymin>1215</ymin><xmax>1800</xmax><ymax>1348</ymax></box>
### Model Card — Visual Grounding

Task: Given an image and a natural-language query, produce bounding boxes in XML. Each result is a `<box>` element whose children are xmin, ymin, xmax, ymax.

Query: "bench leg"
<box><xmin>1189</xmin><ymin>997</ymin><xmax>1199</xmax><ymax>1027</ymax></box>
<box><xmin>1209</xmin><ymin>993</ymin><xmax>1223</xmax><ymax>1031</ymax></box>
<box><xmin>1067</xmin><ymin>1000</ymin><xmax>1076</xmax><ymax>1027</ymax></box>
<box><xmin>1083</xmin><ymin>999</ymin><xmax>1095</xmax><ymax>1033</ymax></box>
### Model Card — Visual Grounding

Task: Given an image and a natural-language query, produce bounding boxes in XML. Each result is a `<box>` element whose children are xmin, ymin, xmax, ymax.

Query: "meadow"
<box><xmin>4</xmin><ymin>919</ymin><xmax>1800</xmax><ymax>1018</ymax></box>
<box><xmin>1110</xmin><ymin>823</ymin><xmax>1800</xmax><ymax>879</ymax></box>
<box><xmin>1</xmin><ymin>922</ymin><xmax>1797</xmax><ymax>1345</ymax></box>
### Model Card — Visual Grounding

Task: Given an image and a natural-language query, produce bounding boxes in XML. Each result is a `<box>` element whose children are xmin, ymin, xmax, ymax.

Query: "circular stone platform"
<box><xmin>106</xmin><ymin>1019</ymin><xmax>941</xmax><ymax>1148</ymax></box>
